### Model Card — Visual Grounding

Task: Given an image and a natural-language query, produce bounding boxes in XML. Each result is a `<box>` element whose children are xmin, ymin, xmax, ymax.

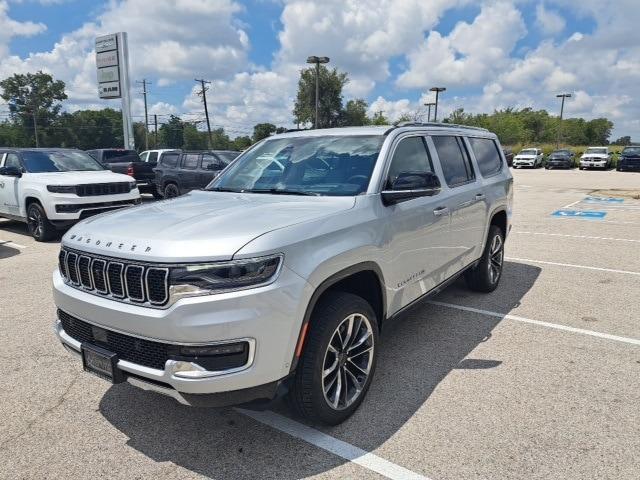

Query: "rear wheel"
<box><xmin>27</xmin><ymin>202</ymin><xmax>57</xmax><ymax>242</ymax></box>
<box><xmin>465</xmin><ymin>225</ymin><xmax>504</xmax><ymax>293</ymax></box>
<box><xmin>163</xmin><ymin>183</ymin><xmax>180</xmax><ymax>198</ymax></box>
<box><xmin>289</xmin><ymin>292</ymin><xmax>378</xmax><ymax>425</ymax></box>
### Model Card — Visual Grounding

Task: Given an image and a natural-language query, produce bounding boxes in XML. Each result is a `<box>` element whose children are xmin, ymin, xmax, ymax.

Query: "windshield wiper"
<box><xmin>245</xmin><ymin>188</ymin><xmax>320</xmax><ymax>196</ymax></box>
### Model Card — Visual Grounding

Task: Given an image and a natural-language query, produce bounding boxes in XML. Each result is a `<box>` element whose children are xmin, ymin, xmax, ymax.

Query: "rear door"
<box><xmin>179</xmin><ymin>153</ymin><xmax>201</xmax><ymax>192</ymax></box>
<box><xmin>429</xmin><ymin>135</ymin><xmax>487</xmax><ymax>273</ymax></box>
<box><xmin>199</xmin><ymin>153</ymin><xmax>224</xmax><ymax>187</ymax></box>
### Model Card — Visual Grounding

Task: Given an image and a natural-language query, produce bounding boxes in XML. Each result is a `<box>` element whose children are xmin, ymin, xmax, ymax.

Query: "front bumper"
<box><xmin>513</xmin><ymin>159</ymin><xmax>535</xmax><ymax>167</ymax></box>
<box><xmin>547</xmin><ymin>160</ymin><xmax>571</xmax><ymax>168</ymax></box>
<box><xmin>53</xmin><ymin>265</ymin><xmax>313</xmax><ymax>402</ymax></box>
<box><xmin>580</xmin><ymin>159</ymin><xmax>607</xmax><ymax>168</ymax></box>
<box><xmin>618</xmin><ymin>160</ymin><xmax>640</xmax><ymax>171</ymax></box>
<box><xmin>45</xmin><ymin>190</ymin><xmax>141</xmax><ymax>221</ymax></box>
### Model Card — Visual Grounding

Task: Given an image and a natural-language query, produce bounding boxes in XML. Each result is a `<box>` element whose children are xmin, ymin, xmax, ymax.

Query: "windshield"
<box><xmin>215</xmin><ymin>151</ymin><xmax>240</xmax><ymax>165</ymax></box>
<box><xmin>622</xmin><ymin>147</ymin><xmax>640</xmax><ymax>155</ymax></box>
<box><xmin>102</xmin><ymin>150</ymin><xmax>140</xmax><ymax>163</ymax></box>
<box><xmin>22</xmin><ymin>151</ymin><xmax>105</xmax><ymax>173</ymax></box>
<box><xmin>520</xmin><ymin>149</ymin><xmax>537</xmax><ymax>155</ymax></box>
<box><xmin>586</xmin><ymin>148</ymin><xmax>607</xmax><ymax>154</ymax></box>
<box><xmin>551</xmin><ymin>150</ymin><xmax>571</xmax><ymax>156</ymax></box>
<box><xmin>208</xmin><ymin>135</ymin><xmax>384</xmax><ymax>196</ymax></box>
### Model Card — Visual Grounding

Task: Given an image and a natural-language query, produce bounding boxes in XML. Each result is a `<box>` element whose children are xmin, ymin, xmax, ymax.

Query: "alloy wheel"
<box><xmin>27</xmin><ymin>207</ymin><xmax>43</xmax><ymax>239</ymax></box>
<box><xmin>322</xmin><ymin>313</ymin><xmax>375</xmax><ymax>411</ymax></box>
<box><xmin>488</xmin><ymin>234</ymin><xmax>504</xmax><ymax>284</ymax></box>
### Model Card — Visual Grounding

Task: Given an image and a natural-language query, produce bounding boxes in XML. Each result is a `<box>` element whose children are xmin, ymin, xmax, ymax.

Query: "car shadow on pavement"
<box><xmin>0</xmin><ymin>242</ymin><xmax>21</xmax><ymax>259</ymax></box>
<box><xmin>0</xmin><ymin>218</ymin><xmax>63</xmax><ymax>243</ymax></box>
<box><xmin>98</xmin><ymin>261</ymin><xmax>541</xmax><ymax>479</ymax></box>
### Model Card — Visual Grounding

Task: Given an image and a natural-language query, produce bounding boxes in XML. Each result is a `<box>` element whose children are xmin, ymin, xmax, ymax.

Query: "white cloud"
<box><xmin>396</xmin><ymin>1</ymin><xmax>526</xmax><ymax>89</ymax></box>
<box><xmin>535</xmin><ymin>3</ymin><xmax>565</xmax><ymax>35</ymax></box>
<box><xmin>0</xmin><ymin>0</ymin><xmax>46</xmax><ymax>56</ymax></box>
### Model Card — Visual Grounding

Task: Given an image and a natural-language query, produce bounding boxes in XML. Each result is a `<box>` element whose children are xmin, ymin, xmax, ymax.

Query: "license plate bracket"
<box><xmin>81</xmin><ymin>343</ymin><xmax>125</xmax><ymax>384</ymax></box>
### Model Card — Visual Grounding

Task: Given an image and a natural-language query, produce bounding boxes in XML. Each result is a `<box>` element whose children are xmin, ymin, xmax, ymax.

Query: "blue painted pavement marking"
<box><xmin>552</xmin><ymin>210</ymin><xmax>607</xmax><ymax>219</ymax></box>
<box><xmin>584</xmin><ymin>196</ymin><xmax>624</xmax><ymax>203</ymax></box>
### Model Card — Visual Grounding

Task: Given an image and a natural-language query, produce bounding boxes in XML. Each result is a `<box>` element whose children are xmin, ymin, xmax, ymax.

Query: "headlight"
<box><xmin>169</xmin><ymin>254</ymin><xmax>283</xmax><ymax>299</ymax></box>
<box><xmin>47</xmin><ymin>185</ymin><xmax>77</xmax><ymax>194</ymax></box>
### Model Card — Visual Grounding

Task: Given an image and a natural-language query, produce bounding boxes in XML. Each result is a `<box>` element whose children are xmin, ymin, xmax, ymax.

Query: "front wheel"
<box><xmin>465</xmin><ymin>225</ymin><xmax>504</xmax><ymax>293</ymax></box>
<box><xmin>289</xmin><ymin>292</ymin><xmax>378</xmax><ymax>425</ymax></box>
<box><xmin>27</xmin><ymin>202</ymin><xmax>57</xmax><ymax>242</ymax></box>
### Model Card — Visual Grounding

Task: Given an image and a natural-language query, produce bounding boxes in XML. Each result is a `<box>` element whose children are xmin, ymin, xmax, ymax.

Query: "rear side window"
<box><xmin>468</xmin><ymin>137</ymin><xmax>502</xmax><ymax>177</ymax></box>
<box><xmin>182</xmin><ymin>154</ymin><xmax>199</xmax><ymax>169</ymax></box>
<box><xmin>432</xmin><ymin>136</ymin><xmax>475</xmax><ymax>187</ymax></box>
<box><xmin>160</xmin><ymin>153</ymin><xmax>179</xmax><ymax>167</ymax></box>
<box><xmin>386</xmin><ymin>137</ymin><xmax>433</xmax><ymax>188</ymax></box>
<box><xmin>103</xmin><ymin>150</ymin><xmax>140</xmax><ymax>163</ymax></box>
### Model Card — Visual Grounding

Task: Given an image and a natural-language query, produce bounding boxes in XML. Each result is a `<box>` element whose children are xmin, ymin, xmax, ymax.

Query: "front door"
<box><xmin>381</xmin><ymin>135</ymin><xmax>452</xmax><ymax>314</ymax></box>
<box><xmin>199</xmin><ymin>153</ymin><xmax>223</xmax><ymax>188</ymax></box>
<box><xmin>0</xmin><ymin>153</ymin><xmax>22</xmax><ymax>217</ymax></box>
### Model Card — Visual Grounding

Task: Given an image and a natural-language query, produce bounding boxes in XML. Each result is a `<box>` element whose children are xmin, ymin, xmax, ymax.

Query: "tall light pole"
<box><xmin>429</xmin><ymin>87</ymin><xmax>446</xmax><ymax>122</ymax></box>
<box><xmin>556</xmin><ymin>93</ymin><xmax>572</xmax><ymax>148</ymax></box>
<box><xmin>423</xmin><ymin>102</ymin><xmax>436</xmax><ymax>122</ymax></box>
<box><xmin>306</xmin><ymin>56</ymin><xmax>330</xmax><ymax>129</ymax></box>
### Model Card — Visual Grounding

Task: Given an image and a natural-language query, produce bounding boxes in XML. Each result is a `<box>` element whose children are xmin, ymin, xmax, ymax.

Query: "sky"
<box><xmin>0</xmin><ymin>0</ymin><xmax>638</xmax><ymax>140</ymax></box>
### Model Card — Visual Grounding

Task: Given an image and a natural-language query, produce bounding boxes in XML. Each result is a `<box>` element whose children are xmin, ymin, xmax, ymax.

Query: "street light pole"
<box><xmin>423</xmin><ymin>102</ymin><xmax>436</xmax><ymax>122</ymax></box>
<box><xmin>306</xmin><ymin>56</ymin><xmax>330</xmax><ymax>129</ymax></box>
<box><xmin>556</xmin><ymin>93</ymin><xmax>572</xmax><ymax>148</ymax></box>
<box><xmin>429</xmin><ymin>87</ymin><xmax>446</xmax><ymax>122</ymax></box>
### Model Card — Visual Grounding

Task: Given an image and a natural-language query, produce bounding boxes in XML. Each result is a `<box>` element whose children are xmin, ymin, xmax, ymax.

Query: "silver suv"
<box><xmin>53</xmin><ymin>123</ymin><xmax>513</xmax><ymax>424</ymax></box>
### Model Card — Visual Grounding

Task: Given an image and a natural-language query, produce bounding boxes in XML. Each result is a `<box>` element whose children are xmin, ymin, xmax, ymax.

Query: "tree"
<box><xmin>253</xmin><ymin>123</ymin><xmax>277</xmax><ymax>143</ymax></box>
<box><xmin>183</xmin><ymin>123</ymin><xmax>208</xmax><ymax>149</ymax></box>
<box><xmin>585</xmin><ymin>118</ymin><xmax>613</xmax><ymax>145</ymax></box>
<box><xmin>158</xmin><ymin>115</ymin><xmax>185</xmax><ymax>148</ymax></box>
<box><xmin>232</xmin><ymin>135</ymin><xmax>252</xmax><ymax>150</ymax></box>
<box><xmin>0</xmin><ymin>71</ymin><xmax>67</xmax><ymax>146</ymax></box>
<box><xmin>341</xmin><ymin>99</ymin><xmax>369</xmax><ymax>126</ymax></box>
<box><xmin>293</xmin><ymin>65</ymin><xmax>348</xmax><ymax>128</ymax></box>
<box><xmin>55</xmin><ymin>108</ymin><xmax>124</xmax><ymax>149</ymax></box>
<box><xmin>612</xmin><ymin>136</ymin><xmax>631</xmax><ymax>146</ymax></box>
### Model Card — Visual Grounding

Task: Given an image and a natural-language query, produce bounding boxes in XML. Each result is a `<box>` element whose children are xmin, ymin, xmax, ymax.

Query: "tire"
<box><xmin>163</xmin><ymin>183</ymin><xmax>180</xmax><ymax>198</ymax></box>
<box><xmin>288</xmin><ymin>291</ymin><xmax>379</xmax><ymax>425</ymax></box>
<box><xmin>464</xmin><ymin>225</ymin><xmax>504</xmax><ymax>293</ymax></box>
<box><xmin>26</xmin><ymin>202</ymin><xmax>57</xmax><ymax>242</ymax></box>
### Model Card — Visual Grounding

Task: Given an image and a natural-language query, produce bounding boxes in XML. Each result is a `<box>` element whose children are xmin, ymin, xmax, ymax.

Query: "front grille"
<box><xmin>76</xmin><ymin>182</ymin><xmax>132</xmax><ymax>197</ymax></box>
<box><xmin>58</xmin><ymin>310</ymin><xmax>173</xmax><ymax>369</ymax></box>
<box><xmin>59</xmin><ymin>248</ymin><xmax>169</xmax><ymax>306</ymax></box>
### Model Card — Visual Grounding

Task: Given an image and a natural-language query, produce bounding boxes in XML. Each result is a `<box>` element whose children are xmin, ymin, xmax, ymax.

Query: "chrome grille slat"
<box><xmin>59</xmin><ymin>248</ymin><xmax>169</xmax><ymax>307</ymax></box>
<box><xmin>125</xmin><ymin>265</ymin><xmax>145</xmax><ymax>302</ymax></box>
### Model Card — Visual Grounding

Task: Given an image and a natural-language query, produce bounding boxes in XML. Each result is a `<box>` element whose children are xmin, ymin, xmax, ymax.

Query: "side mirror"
<box><xmin>0</xmin><ymin>166</ymin><xmax>22</xmax><ymax>177</ymax></box>
<box><xmin>381</xmin><ymin>171</ymin><xmax>441</xmax><ymax>206</ymax></box>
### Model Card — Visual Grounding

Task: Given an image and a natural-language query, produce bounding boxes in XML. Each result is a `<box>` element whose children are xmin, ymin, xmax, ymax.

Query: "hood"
<box><xmin>62</xmin><ymin>190</ymin><xmax>356</xmax><ymax>262</ymax></box>
<box><xmin>25</xmin><ymin>170</ymin><xmax>133</xmax><ymax>185</ymax></box>
<box><xmin>515</xmin><ymin>155</ymin><xmax>536</xmax><ymax>159</ymax></box>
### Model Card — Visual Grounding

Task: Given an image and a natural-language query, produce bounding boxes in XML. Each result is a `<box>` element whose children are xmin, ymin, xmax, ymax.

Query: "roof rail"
<box><xmin>394</xmin><ymin>121</ymin><xmax>489</xmax><ymax>132</ymax></box>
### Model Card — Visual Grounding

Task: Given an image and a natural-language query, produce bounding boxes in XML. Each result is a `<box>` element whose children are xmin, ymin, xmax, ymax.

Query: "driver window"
<box><xmin>386</xmin><ymin>137</ymin><xmax>432</xmax><ymax>189</ymax></box>
<box><xmin>5</xmin><ymin>154</ymin><xmax>21</xmax><ymax>170</ymax></box>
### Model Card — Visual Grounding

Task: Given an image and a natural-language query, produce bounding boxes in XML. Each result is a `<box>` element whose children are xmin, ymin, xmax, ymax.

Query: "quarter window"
<box><xmin>386</xmin><ymin>137</ymin><xmax>433</xmax><ymax>189</ymax></box>
<box><xmin>182</xmin><ymin>154</ymin><xmax>199</xmax><ymax>169</ymax></box>
<box><xmin>432</xmin><ymin>136</ymin><xmax>475</xmax><ymax>187</ymax></box>
<box><xmin>468</xmin><ymin>137</ymin><xmax>502</xmax><ymax>177</ymax></box>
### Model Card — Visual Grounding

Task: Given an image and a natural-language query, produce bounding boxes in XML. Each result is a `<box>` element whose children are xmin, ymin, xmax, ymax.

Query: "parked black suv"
<box><xmin>154</xmin><ymin>150</ymin><xmax>240</xmax><ymax>198</ymax></box>
<box><xmin>616</xmin><ymin>146</ymin><xmax>640</xmax><ymax>171</ymax></box>
<box><xmin>87</xmin><ymin>149</ymin><xmax>161</xmax><ymax>198</ymax></box>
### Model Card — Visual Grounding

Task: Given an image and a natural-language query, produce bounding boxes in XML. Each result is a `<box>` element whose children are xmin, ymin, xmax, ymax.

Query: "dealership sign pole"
<box><xmin>95</xmin><ymin>32</ymin><xmax>134</xmax><ymax>149</ymax></box>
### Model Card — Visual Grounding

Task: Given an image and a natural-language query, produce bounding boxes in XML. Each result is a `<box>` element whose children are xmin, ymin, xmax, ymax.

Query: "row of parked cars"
<box><xmin>0</xmin><ymin>147</ymin><xmax>239</xmax><ymax>241</ymax></box>
<box><xmin>505</xmin><ymin>146</ymin><xmax>640</xmax><ymax>171</ymax></box>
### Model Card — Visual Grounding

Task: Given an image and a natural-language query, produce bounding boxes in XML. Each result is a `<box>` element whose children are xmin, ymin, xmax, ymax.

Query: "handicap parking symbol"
<box><xmin>551</xmin><ymin>209</ymin><xmax>607</xmax><ymax>219</ymax></box>
<box><xmin>584</xmin><ymin>196</ymin><xmax>624</xmax><ymax>203</ymax></box>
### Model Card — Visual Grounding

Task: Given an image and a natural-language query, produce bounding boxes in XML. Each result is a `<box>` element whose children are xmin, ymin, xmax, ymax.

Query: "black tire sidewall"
<box><xmin>164</xmin><ymin>183</ymin><xmax>179</xmax><ymax>198</ymax></box>
<box><xmin>27</xmin><ymin>203</ymin><xmax>55</xmax><ymax>241</ymax></box>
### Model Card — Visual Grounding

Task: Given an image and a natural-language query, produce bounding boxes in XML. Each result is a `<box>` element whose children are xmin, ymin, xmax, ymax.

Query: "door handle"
<box><xmin>433</xmin><ymin>206</ymin><xmax>449</xmax><ymax>216</ymax></box>
<box><xmin>475</xmin><ymin>193</ymin><xmax>486</xmax><ymax>200</ymax></box>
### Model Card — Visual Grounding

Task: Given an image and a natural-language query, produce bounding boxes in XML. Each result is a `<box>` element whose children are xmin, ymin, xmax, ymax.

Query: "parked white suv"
<box><xmin>512</xmin><ymin>148</ymin><xmax>543</xmax><ymax>168</ymax></box>
<box><xmin>579</xmin><ymin>147</ymin><xmax>612</xmax><ymax>170</ymax></box>
<box><xmin>0</xmin><ymin>148</ymin><xmax>141</xmax><ymax>241</ymax></box>
<box><xmin>53</xmin><ymin>124</ymin><xmax>513</xmax><ymax>424</ymax></box>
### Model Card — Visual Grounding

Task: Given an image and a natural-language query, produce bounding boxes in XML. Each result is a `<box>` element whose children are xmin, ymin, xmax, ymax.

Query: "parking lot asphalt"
<box><xmin>1</xmin><ymin>168</ymin><xmax>639</xmax><ymax>480</ymax></box>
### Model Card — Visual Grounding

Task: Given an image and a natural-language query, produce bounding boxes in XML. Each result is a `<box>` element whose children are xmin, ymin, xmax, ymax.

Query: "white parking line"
<box><xmin>513</xmin><ymin>231</ymin><xmax>640</xmax><ymax>244</ymax></box>
<box><xmin>428</xmin><ymin>301</ymin><xmax>640</xmax><ymax>347</ymax></box>
<box><xmin>0</xmin><ymin>239</ymin><xmax>27</xmax><ymax>249</ymax></box>
<box><xmin>505</xmin><ymin>257</ymin><xmax>640</xmax><ymax>276</ymax></box>
<box><xmin>237</xmin><ymin>409</ymin><xmax>431</xmax><ymax>480</ymax></box>
<box><xmin>561</xmin><ymin>199</ymin><xmax>581</xmax><ymax>209</ymax></box>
